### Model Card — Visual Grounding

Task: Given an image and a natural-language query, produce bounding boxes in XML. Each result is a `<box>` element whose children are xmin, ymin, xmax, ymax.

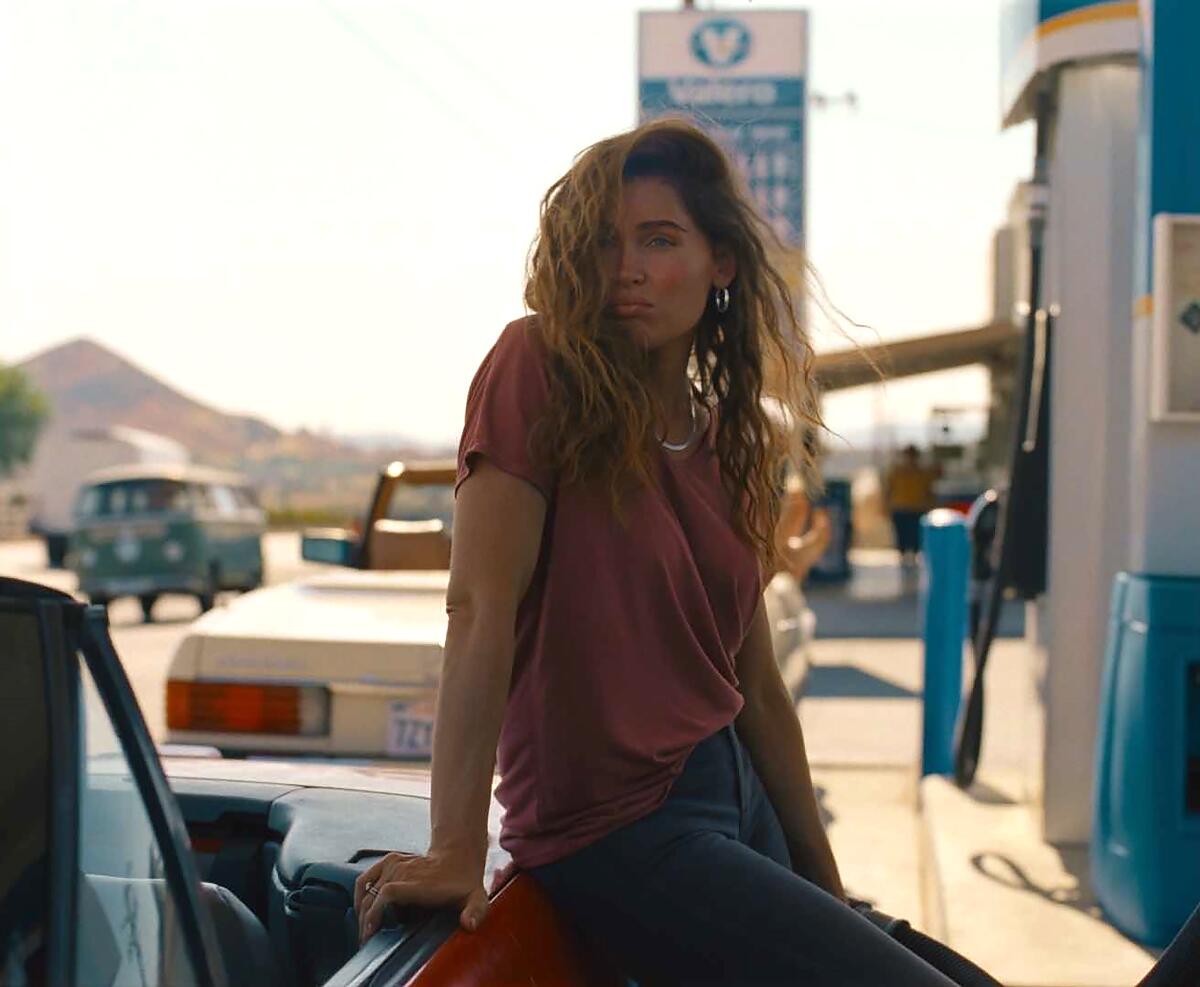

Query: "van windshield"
<box><xmin>77</xmin><ymin>479</ymin><xmax>191</xmax><ymax>518</ymax></box>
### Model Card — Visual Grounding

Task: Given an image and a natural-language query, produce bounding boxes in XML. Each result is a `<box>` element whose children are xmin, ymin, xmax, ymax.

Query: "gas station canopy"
<box><xmin>813</xmin><ymin>322</ymin><xmax>1020</xmax><ymax>393</ymax></box>
<box><xmin>1000</xmin><ymin>0</ymin><xmax>1140</xmax><ymax>127</ymax></box>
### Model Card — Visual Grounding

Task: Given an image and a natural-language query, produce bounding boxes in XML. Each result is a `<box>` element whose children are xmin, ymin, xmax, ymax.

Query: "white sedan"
<box><xmin>165</xmin><ymin>460</ymin><xmax>815</xmax><ymax>759</ymax></box>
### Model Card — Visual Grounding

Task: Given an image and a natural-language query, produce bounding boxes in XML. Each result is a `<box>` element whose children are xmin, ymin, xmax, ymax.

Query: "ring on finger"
<box><xmin>366</xmin><ymin>884</ymin><xmax>381</xmax><ymax>900</ymax></box>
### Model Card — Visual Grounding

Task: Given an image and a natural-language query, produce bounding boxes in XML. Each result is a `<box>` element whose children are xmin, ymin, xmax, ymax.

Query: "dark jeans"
<box><xmin>892</xmin><ymin>510</ymin><xmax>924</xmax><ymax>555</ymax></box>
<box><xmin>529</xmin><ymin>725</ymin><xmax>957</xmax><ymax>986</ymax></box>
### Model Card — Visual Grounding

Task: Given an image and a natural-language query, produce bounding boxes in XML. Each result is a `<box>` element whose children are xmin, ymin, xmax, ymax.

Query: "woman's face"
<box><xmin>603</xmin><ymin>176</ymin><xmax>734</xmax><ymax>351</ymax></box>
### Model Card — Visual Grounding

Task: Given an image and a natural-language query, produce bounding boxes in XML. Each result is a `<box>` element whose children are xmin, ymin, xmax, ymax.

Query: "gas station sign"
<box><xmin>638</xmin><ymin>10</ymin><xmax>808</xmax><ymax>247</ymax></box>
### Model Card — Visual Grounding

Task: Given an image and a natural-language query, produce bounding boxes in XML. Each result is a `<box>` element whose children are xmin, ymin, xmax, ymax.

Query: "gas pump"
<box><xmin>965</xmin><ymin>488</ymin><xmax>1000</xmax><ymax>644</ymax></box>
<box><xmin>954</xmin><ymin>305</ymin><xmax>1052</xmax><ymax>788</ymax></box>
<box><xmin>953</xmin><ymin>94</ymin><xmax>1054</xmax><ymax>789</ymax></box>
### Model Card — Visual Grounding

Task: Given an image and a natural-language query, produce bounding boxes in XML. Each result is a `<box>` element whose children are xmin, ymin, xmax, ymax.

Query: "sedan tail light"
<box><xmin>167</xmin><ymin>681</ymin><xmax>329</xmax><ymax>736</ymax></box>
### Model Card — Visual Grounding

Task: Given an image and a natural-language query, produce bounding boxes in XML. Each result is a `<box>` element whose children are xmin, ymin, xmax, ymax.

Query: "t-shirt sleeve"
<box><xmin>455</xmin><ymin>319</ymin><xmax>555</xmax><ymax>501</ymax></box>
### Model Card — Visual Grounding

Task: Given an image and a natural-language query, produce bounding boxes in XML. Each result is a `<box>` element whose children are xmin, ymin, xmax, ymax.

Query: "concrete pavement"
<box><xmin>800</xmin><ymin>555</ymin><xmax>1160</xmax><ymax>986</ymax></box>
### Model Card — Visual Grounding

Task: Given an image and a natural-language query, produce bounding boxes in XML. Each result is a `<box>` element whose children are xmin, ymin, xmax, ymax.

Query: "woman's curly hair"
<box><xmin>524</xmin><ymin>118</ymin><xmax>823</xmax><ymax>571</ymax></box>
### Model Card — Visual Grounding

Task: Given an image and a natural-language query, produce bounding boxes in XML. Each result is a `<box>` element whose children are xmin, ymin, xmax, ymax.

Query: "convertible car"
<box><xmin>5</xmin><ymin>578</ymin><xmax>1196</xmax><ymax>987</ymax></box>
<box><xmin>3</xmin><ymin>576</ymin><xmax>626</xmax><ymax>986</ymax></box>
<box><xmin>163</xmin><ymin>460</ymin><xmax>815</xmax><ymax>760</ymax></box>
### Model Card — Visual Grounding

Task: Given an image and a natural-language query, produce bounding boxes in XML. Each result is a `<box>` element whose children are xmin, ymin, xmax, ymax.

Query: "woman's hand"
<box><xmin>353</xmin><ymin>849</ymin><xmax>490</xmax><ymax>945</ymax></box>
<box><xmin>782</xmin><ymin>507</ymin><xmax>833</xmax><ymax>582</ymax></box>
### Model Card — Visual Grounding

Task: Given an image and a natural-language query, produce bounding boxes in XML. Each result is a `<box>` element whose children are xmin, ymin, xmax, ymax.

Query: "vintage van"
<box><xmin>69</xmin><ymin>463</ymin><xmax>266</xmax><ymax>621</ymax></box>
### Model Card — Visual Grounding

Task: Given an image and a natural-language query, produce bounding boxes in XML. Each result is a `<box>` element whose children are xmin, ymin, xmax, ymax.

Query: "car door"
<box><xmin>0</xmin><ymin>580</ymin><xmax>225</xmax><ymax>986</ymax></box>
<box><xmin>0</xmin><ymin>588</ymin><xmax>65</xmax><ymax>984</ymax></box>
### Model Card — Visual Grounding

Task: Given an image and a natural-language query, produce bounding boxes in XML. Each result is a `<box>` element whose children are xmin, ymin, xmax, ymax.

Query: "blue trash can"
<box><xmin>1091</xmin><ymin>572</ymin><xmax>1200</xmax><ymax>946</ymax></box>
<box><xmin>809</xmin><ymin>478</ymin><xmax>852</xmax><ymax>583</ymax></box>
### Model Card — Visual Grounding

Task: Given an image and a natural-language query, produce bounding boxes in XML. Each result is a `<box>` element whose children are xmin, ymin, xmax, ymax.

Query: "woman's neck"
<box><xmin>647</xmin><ymin>334</ymin><xmax>696</xmax><ymax>445</ymax></box>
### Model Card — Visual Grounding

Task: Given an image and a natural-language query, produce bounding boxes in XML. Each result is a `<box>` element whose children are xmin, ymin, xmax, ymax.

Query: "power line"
<box><xmin>316</xmin><ymin>1</ymin><xmax>520</xmax><ymax>165</ymax></box>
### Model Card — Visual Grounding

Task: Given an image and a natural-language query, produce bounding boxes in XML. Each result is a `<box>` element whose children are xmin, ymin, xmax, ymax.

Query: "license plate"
<box><xmin>114</xmin><ymin>530</ymin><xmax>142</xmax><ymax>564</ymax></box>
<box><xmin>386</xmin><ymin>702</ymin><xmax>434</xmax><ymax>758</ymax></box>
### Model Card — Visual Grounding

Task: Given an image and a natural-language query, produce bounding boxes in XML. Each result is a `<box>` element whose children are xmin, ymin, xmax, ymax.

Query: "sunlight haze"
<box><xmin>2</xmin><ymin>0</ymin><xmax>1032</xmax><ymax>447</ymax></box>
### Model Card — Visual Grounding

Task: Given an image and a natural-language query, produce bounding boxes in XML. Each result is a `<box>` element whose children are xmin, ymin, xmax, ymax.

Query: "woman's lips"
<box><xmin>610</xmin><ymin>302</ymin><xmax>653</xmax><ymax>318</ymax></box>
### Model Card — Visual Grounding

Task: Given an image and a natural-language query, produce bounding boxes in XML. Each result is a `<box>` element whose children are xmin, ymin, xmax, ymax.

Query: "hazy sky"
<box><xmin>2</xmin><ymin>0</ymin><xmax>1032</xmax><ymax>447</ymax></box>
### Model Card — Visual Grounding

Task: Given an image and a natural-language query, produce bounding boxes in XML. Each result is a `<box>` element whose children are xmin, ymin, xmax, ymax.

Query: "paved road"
<box><xmin>805</xmin><ymin>547</ymin><xmax>1025</xmax><ymax>639</ymax></box>
<box><xmin>0</xmin><ymin>531</ymin><xmax>319</xmax><ymax>740</ymax></box>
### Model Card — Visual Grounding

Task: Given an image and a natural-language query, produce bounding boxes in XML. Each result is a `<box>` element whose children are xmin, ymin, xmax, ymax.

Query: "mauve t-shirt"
<box><xmin>455</xmin><ymin>317</ymin><xmax>763</xmax><ymax>869</ymax></box>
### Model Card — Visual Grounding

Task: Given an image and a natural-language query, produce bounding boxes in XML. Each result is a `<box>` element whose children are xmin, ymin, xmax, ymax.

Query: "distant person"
<box><xmin>885</xmin><ymin>444</ymin><xmax>940</xmax><ymax>566</ymax></box>
<box><xmin>775</xmin><ymin>479</ymin><xmax>833</xmax><ymax>583</ymax></box>
<box><xmin>354</xmin><ymin>120</ymin><xmax>960</xmax><ymax>984</ymax></box>
<box><xmin>774</xmin><ymin>429</ymin><xmax>834</xmax><ymax>584</ymax></box>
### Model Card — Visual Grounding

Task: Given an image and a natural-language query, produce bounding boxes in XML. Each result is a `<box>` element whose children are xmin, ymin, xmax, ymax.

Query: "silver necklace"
<box><xmin>660</xmin><ymin>387</ymin><xmax>699</xmax><ymax>452</ymax></box>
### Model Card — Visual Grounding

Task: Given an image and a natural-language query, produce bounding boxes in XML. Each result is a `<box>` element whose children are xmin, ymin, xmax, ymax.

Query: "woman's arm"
<box><xmin>733</xmin><ymin>598</ymin><xmax>846</xmax><ymax>901</ymax></box>
<box><xmin>781</xmin><ymin>507</ymin><xmax>833</xmax><ymax>583</ymax></box>
<box><xmin>431</xmin><ymin>458</ymin><xmax>546</xmax><ymax>869</ymax></box>
<box><xmin>355</xmin><ymin>459</ymin><xmax>546</xmax><ymax>941</ymax></box>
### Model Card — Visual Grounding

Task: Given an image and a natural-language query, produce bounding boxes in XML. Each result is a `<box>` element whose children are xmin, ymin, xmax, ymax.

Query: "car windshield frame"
<box><xmin>383</xmin><ymin>481</ymin><xmax>455</xmax><ymax>530</ymax></box>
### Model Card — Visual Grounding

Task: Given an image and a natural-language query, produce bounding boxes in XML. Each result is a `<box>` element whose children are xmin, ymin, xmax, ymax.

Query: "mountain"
<box><xmin>16</xmin><ymin>337</ymin><xmax>443</xmax><ymax>511</ymax></box>
<box><xmin>19</xmin><ymin>338</ymin><xmax>283</xmax><ymax>463</ymax></box>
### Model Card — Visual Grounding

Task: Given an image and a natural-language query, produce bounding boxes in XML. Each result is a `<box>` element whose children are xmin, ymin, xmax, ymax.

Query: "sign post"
<box><xmin>638</xmin><ymin>10</ymin><xmax>809</xmax><ymax>249</ymax></box>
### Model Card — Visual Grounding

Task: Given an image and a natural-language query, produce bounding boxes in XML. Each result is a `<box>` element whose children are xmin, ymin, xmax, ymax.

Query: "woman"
<box><xmin>353</xmin><ymin>120</ymin><xmax>956</xmax><ymax>985</ymax></box>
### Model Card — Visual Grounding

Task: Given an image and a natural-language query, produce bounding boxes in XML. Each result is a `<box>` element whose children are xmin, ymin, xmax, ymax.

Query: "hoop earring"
<box><xmin>714</xmin><ymin>286</ymin><xmax>730</xmax><ymax>314</ymax></box>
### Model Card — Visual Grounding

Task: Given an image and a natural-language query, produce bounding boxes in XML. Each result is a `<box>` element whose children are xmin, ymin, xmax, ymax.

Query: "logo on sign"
<box><xmin>690</xmin><ymin>19</ymin><xmax>751</xmax><ymax>69</ymax></box>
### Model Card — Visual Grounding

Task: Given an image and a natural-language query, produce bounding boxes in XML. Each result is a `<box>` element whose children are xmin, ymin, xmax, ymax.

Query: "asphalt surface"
<box><xmin>804</xmin><ymin>547</ymin><xmax>1025</xmax><ymax>639</ymax></box>
<box><xmin>0</xmin><ymin>532</ymin><xmax>319</xmax><ymax>740</ymax></box>
<box><xmin>4</xmin><ymin>537</ymin><xmax>1020</xmax><ymax>740</ymax></box>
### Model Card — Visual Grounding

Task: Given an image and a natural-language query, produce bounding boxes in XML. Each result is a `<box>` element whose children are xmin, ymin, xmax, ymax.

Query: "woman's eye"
<box><xmin>647</xmin><ymin>236</ymin><xmax>674</xmax><ymax>247</ymax></box>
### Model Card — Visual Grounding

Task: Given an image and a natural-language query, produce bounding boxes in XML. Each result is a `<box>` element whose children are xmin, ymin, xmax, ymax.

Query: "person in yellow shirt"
<box><xmin>884</xmin><ymin>445</ymin><xmax>939</xmax><ymax>566</ymax></box>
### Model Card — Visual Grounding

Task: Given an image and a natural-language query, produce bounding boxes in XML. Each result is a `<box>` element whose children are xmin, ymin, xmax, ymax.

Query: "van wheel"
<box><xmin>197</xmin><ymin>563</ymin><xmax>220</xmax><ymax>613</ymax></box>
<box><xmin>138</xmin><ymin>594</ymin><xmax>159</xmax><ymax>623</ymax></box>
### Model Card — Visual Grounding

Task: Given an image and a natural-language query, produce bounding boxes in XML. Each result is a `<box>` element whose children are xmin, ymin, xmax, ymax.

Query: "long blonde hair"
<box><xmin>524</xmin><ymin>118</ymin><xmax>822</xmax><ymax>569</ymax></box>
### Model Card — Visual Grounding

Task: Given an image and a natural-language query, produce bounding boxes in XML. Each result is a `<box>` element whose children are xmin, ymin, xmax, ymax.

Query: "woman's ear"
<box><xmin>713</xmin><ymin>247</ymin><xmax>737</xmax><ymax>289</ymax></box>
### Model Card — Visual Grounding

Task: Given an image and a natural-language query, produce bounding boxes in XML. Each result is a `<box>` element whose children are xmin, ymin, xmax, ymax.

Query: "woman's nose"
<box><xmin>613</xmin><ymin>244</ymin><xmax>645</xmax><ymax>284</ymax></box>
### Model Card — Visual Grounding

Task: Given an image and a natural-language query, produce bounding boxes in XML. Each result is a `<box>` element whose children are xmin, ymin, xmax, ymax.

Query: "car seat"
<box><xmin>80</xmin><ymin>874</ymin><xmax>282</xmax><ymax>987</ymax></box>
<box><xmin>366</xmin><ymin>519</ymin><xmax>451</xmax><ymax>570</ymax></box>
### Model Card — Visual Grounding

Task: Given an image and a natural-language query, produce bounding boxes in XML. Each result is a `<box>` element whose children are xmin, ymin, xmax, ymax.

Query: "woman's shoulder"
<box><xmin>465</xmin><ymin>316</ymin><xmax>553</xmax><ymax>415</ymax></box>
<box><xmin>494</xmin><ymin>314</ymin><xmax>544</xmax><ymax>355</ymax></box>
<box><xmin>470</xmin><ymin>316</ymin><xmax>545</xmax><ymax>384</ymax></box>
<box><xmin>458</xmin><ymin>316</ymin><xmax>556</xmax><ymax>497</ymax></box>
<box><xmin>476</xmin><ymin>315</ymin><xmax>548</xmax><ymax>388</ymax></box>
